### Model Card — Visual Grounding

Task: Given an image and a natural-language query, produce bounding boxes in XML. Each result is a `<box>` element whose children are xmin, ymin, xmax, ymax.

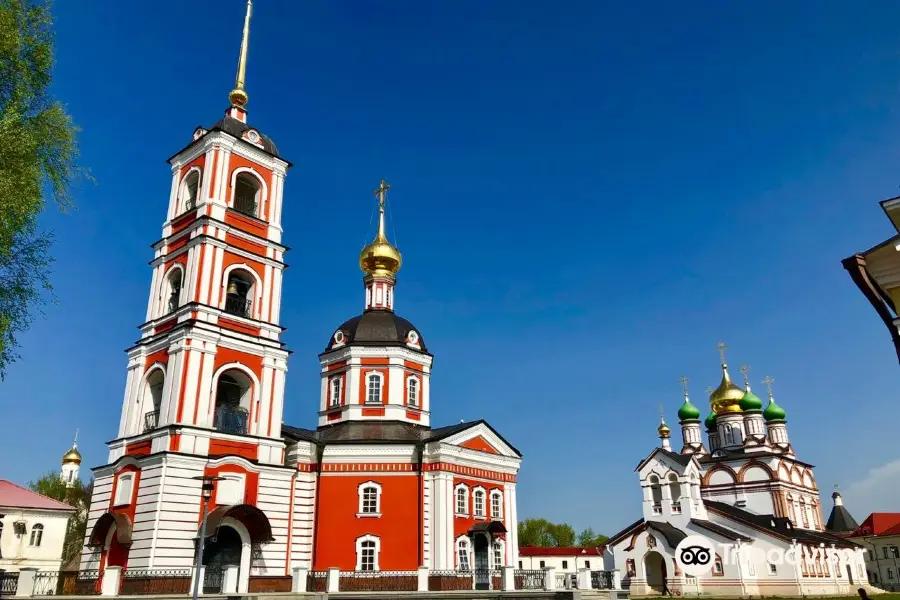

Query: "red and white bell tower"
<box><xmin>82</xmin><ymin>1</ymin><xmax>299</xmax><ymax>582</ymax></box>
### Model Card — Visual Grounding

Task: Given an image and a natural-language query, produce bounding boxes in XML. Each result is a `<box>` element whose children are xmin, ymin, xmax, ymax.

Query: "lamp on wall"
<box><xmin>191</xmin><ymin>475</ymin><xmax>225</xmax><ymax>600</ymax></box>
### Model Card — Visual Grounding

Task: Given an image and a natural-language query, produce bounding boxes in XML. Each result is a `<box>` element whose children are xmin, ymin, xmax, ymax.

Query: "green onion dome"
<box><xmin>704</xmin><ymin>409</ymin><xmax>717</xmax><ymax>430</ymax></box>
<box><xmin>763</xmin><ymin>397</ymin><xmax>787</xmax><ymax>422</ymax></box>
<box><xmin>678</xmin><ymin>397</ymin><xmax>701</xmax><ymax>421</ymax></box>
<box><xmin>739</xmin><ymin>388</ymin><xmax>764</xmax><ymax>411</ymax></box>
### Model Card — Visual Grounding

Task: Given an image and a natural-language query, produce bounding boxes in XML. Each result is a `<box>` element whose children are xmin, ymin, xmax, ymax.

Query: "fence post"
<box><xmin>325</xmin><ymin>567</ymin><xmax>340</xmax><ymax>593</ymax></box>
<box><xmin>501</xmin><ymin>566</ymin><xmax>515</xmax><ymax>591</ymax></box>
<box><xmin>101</xmin><ymin>567</ymin><xmax>122</xmax><ymax>596</ymax></box>
<box><xmin>222</xmin><ymin>566</ymin><xmax>240</xmax><ymax>594</ymax></box>
<box><xmin>192</xmin><ymin>566</ymin><xmax>206</xmax><ymax>596</ymax></box>
<box><xmin>544</xmin><ymin>567</ymin><xmax>556</xmax><ymax>591</ymax></box>
<box><xmin>14</xmin><ymin>569</ymin><xmax>36</xmax><ymax>598</ymax></box>
<box><xmin>576</xmin><ymin>568</ymin><xmax>591</xmax><ymax>590</ymax></box>
<box><xmin>417</xmin><ymin>566</ymin><xmax>429</xmax><ymax>592</ymax></box>
<box><xmin>292</xmin><ymin>567</ymin><xmax>308</xmax><ymax>593</ymax></box>
<box><xmin>611</xmin><ymin>569</ymin><xmax>622</xmax><ymax>590</ymax></box>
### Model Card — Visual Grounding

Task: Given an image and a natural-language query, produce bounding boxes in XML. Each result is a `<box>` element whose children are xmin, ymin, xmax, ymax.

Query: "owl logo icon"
<box><xmin>675</xmin><ymin>536</ymin><xmax>716</xmax><ymax>576</ymax></box>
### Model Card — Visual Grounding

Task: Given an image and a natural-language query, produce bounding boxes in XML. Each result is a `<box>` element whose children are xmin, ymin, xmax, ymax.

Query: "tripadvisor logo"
<box><xmin>675</xmin><ymin>535</ymin><xmax>857</xmax><ymax>577</ymax></box>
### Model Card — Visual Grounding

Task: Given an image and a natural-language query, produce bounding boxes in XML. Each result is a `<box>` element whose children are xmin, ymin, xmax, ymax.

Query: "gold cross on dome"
<box><xmin>717</xmin><ymin>341</ymin><xmax>727</xmax><ymax>364</ymax></box>
<box><xmin>762</xmin><ymin>376</ymin><xmax>775</xmax><ymax>397</ymax></box>
<box><xmin>658</xmin><ymin>403</ymin><xmax>665</xmax><ymax>419</ymax></box>
<box><xmin>739</xmin><ymin>365</ymin><xmax>751</xmax><ymax>387</ymax></box>
<box><xmin>679</xmin><ymin>376</ymin><xmax>689</xmax><ymax>397</ymax></box>
<box><xmin>374</xmin><ymin>179</ymin><xmax>390</xmax><ymax>211</ymax></box>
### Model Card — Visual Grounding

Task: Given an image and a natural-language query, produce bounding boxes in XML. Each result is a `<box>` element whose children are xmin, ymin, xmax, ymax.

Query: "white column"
<box><xmin>291</xmin><ymin>567</ymin><xmax>308</xmax><ymax>593</ymax></box>
<box><xmin>501</xmin><ymin>566</ymin><xmax>516</xmax><ymax>591</ymax></box>
<box><xmin>417</xmin><ymin>566</ymin><xmax>429</xmax><ymax>592</ymax></box>
<box><xmin>544</xmin><ymin>567</ymin><xmax>557</xmax><ymax>591</ymax></box>
<box><xmin>101</xmin><ymin>566</ymin><xmax>122</xmax><ymax>596</ymax></box>
<box><xmin>576</xmin><ymin>568</ymin><xmax>591</xmax><ymax>590</ymax></box>
<box><xmin>238</xmin><ymin>542</ymin><xmax>251</xmax><ymax>593</ymax></box>
<box><xmin>14</xmin><ymin>569</ymin><xmax>37</xmax><ymax>597</ymax></box>
<box><xmin>223</xmin><ymin>565</ymin><xmax>240</xmax><ymax>594</ymax></box>
<box><xmin>326</xmin><ymin>568</ymin><xmax>340</xmax><ymax>593</ymax></box>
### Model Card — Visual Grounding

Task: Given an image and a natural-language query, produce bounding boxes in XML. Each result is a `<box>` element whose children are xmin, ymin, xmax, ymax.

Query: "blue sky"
<box><xmin>3</xmin><ymin>0</ymin><xmax>900</xmax><ymax>535</ymax></box>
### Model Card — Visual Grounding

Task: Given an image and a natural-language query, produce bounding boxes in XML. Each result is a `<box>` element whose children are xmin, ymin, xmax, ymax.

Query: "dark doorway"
<box><xmin>203</xmin><ymin>526</ymin><xmax>242</xmax><ymax>594</ymax></box>
<box><xmin>473</xmin><ymin>533</ymin><xmax>490</xmax><ymax>590</ymax></box>
<box><xmin>847</xmin><ymin>564</ymin><xmax>854</xmax><ymax>584</ymax></box>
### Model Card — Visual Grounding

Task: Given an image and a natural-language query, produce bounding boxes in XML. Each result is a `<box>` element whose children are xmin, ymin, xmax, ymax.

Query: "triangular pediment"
<box><xmin>432</xmin><ymin>421</ymin><xmax>521</xmax><ymax>458</ymax></box>
<box><xmin>459</xmin><ymin>435</ymin><xmax>501</xmax><ymax>454</ymax></box>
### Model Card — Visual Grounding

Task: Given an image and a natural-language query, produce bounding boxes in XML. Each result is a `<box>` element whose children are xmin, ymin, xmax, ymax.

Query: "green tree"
<box><xmin>577</xmin><ymin>527</ymin><xmax>609</xmax><ymax>547</ymax></box>
<box><xmin>29</xmin><ymin>471</ymin><xmax>93</xmax><ymax>565</ymax></box>
<box><xmin>518</xmin><ymin>518</ymin><xmax>577</xmax><ymax>547</ymax></box>
<box><xmin>0</xmin><ymin>0</ymin><xmax>86</xmax><ymax>379</ymax></box>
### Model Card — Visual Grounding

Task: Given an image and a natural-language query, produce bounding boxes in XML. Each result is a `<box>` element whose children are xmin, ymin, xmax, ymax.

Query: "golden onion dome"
<box><xmin>62</xmin><ymin>445</ymin><xmax>82</xmax><ymax>465</ymax></box>
<box><xmin>709</xmin><ymin>364</ymin><xmax>745</xmax><ymax>414</ymax></box>
<box><xmin>657</xmin><ymin>418</ymin><xmax>671</xmax><ymax>438</ymax></box>
<box><xmin>360</xmin><ymin>180</ymin><xmax>402</xmax><ymax>278</ymax></box>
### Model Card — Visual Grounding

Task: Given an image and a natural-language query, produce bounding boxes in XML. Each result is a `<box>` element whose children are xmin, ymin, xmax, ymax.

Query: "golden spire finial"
<box><xmin>762</xmin><ymin>375</ymin><xmax>775</xmax><ymax>399</ymax></box>
<box><xmin>73</xmin><ymin>428</ymin><xmax>78</xmax><ymax>447</ymax></box>
<box><xmin>229</xmin><ymin>0</ymin><xmax>253</xmax><ymax>108</ymax></box>
<box><xmin>679</xmin><ymin>376</ymin><xmax>690</xmax><ymax>398</ymax></box>
<box><xmin>740</xmin><ymin>365</ymin><xmax>751</xmax><ymax>390</ymax></box>
<box><xmin>373</xmin><ymin>179</ymin><xmax>390</xmax><ymax>241</ymax></box>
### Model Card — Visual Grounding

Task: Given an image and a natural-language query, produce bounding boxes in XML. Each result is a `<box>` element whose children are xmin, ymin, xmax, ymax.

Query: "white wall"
<box><xmin>0</xmin><ymin>509</ymin><xmax>72</xmax><ymax>572</ymax></box>
<box><xmin>518</xmin><ymin>553</ymin><xmax>600</xmax><ymax>573</ymax></box>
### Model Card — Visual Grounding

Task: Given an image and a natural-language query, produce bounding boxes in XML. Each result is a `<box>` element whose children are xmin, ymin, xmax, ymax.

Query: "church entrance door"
<box><xmin>473</xmin><ymin>533</ymin><xmax>490</xmax><ymax>590</ymax></box>
<box><xmin>644</xmin><ymin>551</ymin><xmax>666</xmax><ymax>594</ymax></box>
<box><xmin>203</xmin><ymin>526</ymin><xmax>242</xmax><ymax>594</ymax></box>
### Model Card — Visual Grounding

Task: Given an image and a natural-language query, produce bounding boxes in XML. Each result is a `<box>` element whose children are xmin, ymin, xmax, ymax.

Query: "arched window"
<box><xmin>457</xmin><ymin>537</ymin><xmax>471</xmax><ymax>571</ymax></box>
<box><xmin>366</xmin><ymin>372</ymin><xmax>383</xmax><ymax>405</ymax></box>
<box><xmin>355</xmin><ymin>535</ymin><xmax>380</xmax><ymax>571</ymax></box>
<box><xmin>213</xmin><ymin>369</ymin><xmax>252</xmax><ymax>435</ymax></box>
<box><xmin>713</xmin><ymin>553</ymin><xmax>724</xmax><ymax>575</ymax></box>
<box><xmin>114</xmin><ymin>474</ymin><xmax>134</xmax><ymax>506</ymax></box>
<box><xmin>668</xmin><ymin>473</ymin><xmax>681</xmax><ymax>512</ymax></box>
<box><xmin>233</xmin><ymin>173</ymin><xmax>261</xmax><ymax>217</ymax></box>
<box><xmin>473</xmin><ymin>488</ymin><xmax>486</xmax><ymax>517</ymax></box>
<box><xmin>330</xmin><ymin>377</ymin><xmax>342</xmax><ymax>408</ymax></box>
<box><xmin>165</xmin><ymin>268</ymin><xmax>183</xmax><ymax>314</ymax></box>
<box><xmin>358</xmin><ymin>482</ymin><xmax>381</xmax><ymax>516</ymax></box>
<box><xmin>407</xmin><ymin>377</ymin><xmax>419</xmax><ymax>408</ymax></box>
<box><xmin>490</xmin><ymin>490</ymin><xmax>503</xmax><ymax>519</ymax></box>
<box><xmin>455</xmin><ymin>484</ymin><xmax>468</xmax><ymax>515</ymax></box>
<box><xmin>143</xmin><ymin>369</ymin><xmax>165</xmax><ymax>432</ymax></box>
<box><xmin>649</xmin><ymin>475</ymin><xmax>662</xmax><ymax>514</ymax></box>
<box><xmin>724</xmin><ymin>426</ymin><xmax>734</xmax><ymax>445</ymax></box>
<box><xmin>182</xmin><ymin>170</ymin><xmax>200</xmax><ymax>211</ymax></box>
<box><xmin>799</xmin><ymin>498</ymin><xmax>809</xmax><ymax>528</ymax></box>
<box><xmin>493</xmin><ymin>539</ymin><xmax>504</xmax><ymax>568</ymax></box>
<box><xmin>29</xmin><ymin>524</ymin><xmax>44</xmax><ymax>547</ymax></box>
<box><xmin>224</xmin><ymin>270</ymin><xmax>254</xmax><ymax>318</ymax></box>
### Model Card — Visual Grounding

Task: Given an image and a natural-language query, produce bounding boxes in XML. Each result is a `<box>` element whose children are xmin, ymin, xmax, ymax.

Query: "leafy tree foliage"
<box><xmin>519</xmin><ymin>519</ymin><xmax>608</xmax><ymax>548</ymax></box>
<box><xmin>576</xmin><ymin>527</ymin><xmax>609</xmax><ymax>547</ymax></box>
<box><xmin>29</xmin><ymin>471</ymin><xmax>92</xmax><ymax>565</ymax></box>
<box><xmin>0</xmin><ymin>0</ymin><xmax>86</xmax><ymax>378</ymax></box>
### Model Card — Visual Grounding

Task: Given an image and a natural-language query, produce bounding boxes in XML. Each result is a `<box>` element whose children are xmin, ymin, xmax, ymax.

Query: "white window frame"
<box><xmin>355</xmin><ymin>534</ymin><xmax>380</xmax><ymax>571</ymax></box>
<box><xmin>492</xmin><ymin>538</ymin><xmax>505</xmax><ymax>568</ymax></box>
<box><xmin>365</xmin><ymin>372</ymin><xmax>383</xmax><ymax>405</ymax></box>
<box><xmin>330</xmin><ymin>376</ymin><xmax>342</xmax><ymax>408</ymax></box>
<box><xmin>357</xmin><ymin>481</ymin><xmax>382</xmax><ymax>517</ymax></box>
<box><xmin>114</xmin><ymin>473</ymin><xmax>134</xmax><ymax>506</ymax></box>
<box><xmin>473</xmin><ymin>486</ymin><xmax>486</xmax><ymax>518</ymax></box>
<box><xmin>490</xmin><ymin>489</ymin><xmax>503</xmax><ymax>519</ymax></box>
<box><xmin>407</xmin><ymin>376</ymin><xmax>419</xmax><ymax>408</ymax></box>
<box><xmin>456</xmin><ymin>536</ymin><xmax>471</xmax><ymax>571</ymax></box>
<box><xmin>29</xmin><ymin>523</ymin><xmax>44</xmax><ymax>547</ymax></box>
<box><xmin>455</xmin><ymin>483</ymin><xmax>469</xmax><ymax>516</ymax></box>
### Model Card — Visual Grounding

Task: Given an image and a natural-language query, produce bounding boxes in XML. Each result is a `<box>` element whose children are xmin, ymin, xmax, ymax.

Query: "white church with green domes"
<box><xmin>602</xmin><ymin>345</ymin><xmax>872</xmax><ymax>597</ymax></box>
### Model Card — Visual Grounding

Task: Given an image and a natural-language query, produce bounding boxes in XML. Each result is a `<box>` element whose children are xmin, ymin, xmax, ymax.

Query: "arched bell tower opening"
<box><xmin>213</xmin><ymin>370</ymin><xmax>253</xmax><ymax>435</ymax></box>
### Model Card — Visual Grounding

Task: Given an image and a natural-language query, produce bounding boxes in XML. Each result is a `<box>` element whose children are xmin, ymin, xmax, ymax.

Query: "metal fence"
<box><xmin>514</xmin><ymin>569</ymin><xmax>545</xmax><ymax>590</ymax></box>
<box><xmin>202</xmin><ymin>567</ymin><xmax>224</xmax><ymax>595</ymax></box>
<box><xmin>31</xmin><ymin>570</ymin><xmax>102</xmax><ymax>596</ymax></box>
<box><xmin>0</xmin><ymin>572</ymin><xmax>19</xmax><ymax>597</ymax></box>
<box><xmin>306</xmin><ymin>571</ymin><xmax>327</xmax><ymax>593</ymax></box>
<box><xmin>591</xmin><ymin>570</ymin><xmax>614</xmax><ymax>589</ymax></box>
<box><xmin>120</xmin><ymin>569</ymin><xmax>192</xmax><ymax>595</ymax></box>
<box><xmin>555</xmin><ymin>572</ymin><xmax>570</xmax><ymax>589</ymax></box>
<box><xmin>428</xmin><ymin>570</ymin><xmax>473</xmax><ymax>591</ymax></box>
<box><xmin>338</xmin><ymin>570</ymin><xmax>418</xmax><ymax>592</ymax></box>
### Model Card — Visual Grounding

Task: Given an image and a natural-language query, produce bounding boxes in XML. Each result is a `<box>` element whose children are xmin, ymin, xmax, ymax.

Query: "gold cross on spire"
<box><xmin>739</xmin><ymin>365</ymin><xmax>751</xmax><ymax>388</ymax></box>
<box><xmin>374</xmin><ymin>179</ymin><xmax>390</xmax><ymax>211</ymax></box>
<box><xmin>74</xmin><ymin>428</ymin><xmax>79</xmax><ymax>446</ymax></box>
<box><xmin>658</xmin><ymin>403</ymin><xmax>665</xmax><ymax>419</ymax></box>
<box><xmin>762</xmin><ymin>376</ymin><xmax>775</xmax><ymax>398</ymax></box>
<box><xmin>679</xmin><ymin>376</ymin><xmax>690</xmax><ymax>398</ymax></box>
<box><xmin>717</xmin><ymin>341</ymin><xmax>727</xmax><ymax>365</ymax></box>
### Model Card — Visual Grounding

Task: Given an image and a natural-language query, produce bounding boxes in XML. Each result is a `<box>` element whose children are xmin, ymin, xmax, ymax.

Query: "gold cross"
<box><xmin>374</xmin><ymin>179</ymin><xmax>390</xmax><ymax>211</ymax></box>
<box><xmin>762</xmin><ymin>376</ymin><xmax>775</xmax><ymax>397</ymax></box>
<box><xmin>739</xmin><ymin>365</ymin><xmax>751</xmax><ymax>387</ymax></box>
<box><xmin>658</xmin><ymin>403</ymin><xmax>665</xmax><ymax>419</ymax></box>
<box><xmin>717</xmin><ymin>341</ymin><xmax>727</xmax><ymax>364</ymax></box>
<box><xmin>679</xmin><ymin>376</ymin><xmax>689</xmax><ymax>397</ymax></box>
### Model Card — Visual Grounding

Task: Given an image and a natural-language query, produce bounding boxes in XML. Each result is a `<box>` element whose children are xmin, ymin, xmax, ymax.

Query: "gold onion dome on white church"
<box><xmin>360</xmin><ymin>180</ymin><xmax>402</xmax><ymax>278</ymax></box>
<box><xmin>709</xmin><ymin>363</ymin><xmax>745</xmax><ymax>414</ymax></box>
<box><xmin>62</xmin><ymin>445</ymin><xmax>81</xmax><ymax>465</ymax></box>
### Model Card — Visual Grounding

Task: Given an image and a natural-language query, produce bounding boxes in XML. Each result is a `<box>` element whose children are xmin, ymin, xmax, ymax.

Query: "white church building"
<box><xmin>603</xmin><ymin>349</ymin><xmax>873</xmax><ymax>597</ymax></box>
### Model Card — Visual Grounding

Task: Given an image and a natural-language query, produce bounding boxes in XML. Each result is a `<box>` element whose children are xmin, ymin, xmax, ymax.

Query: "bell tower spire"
<box><xmin>359</xmin><ymin>179</ymin><xmax>402</xmax><ymax>311</ymax></box>
<box><xmin>227</xmin><ymin>0</ymin><xmax>253</xmax><ymax>122</ymax></box>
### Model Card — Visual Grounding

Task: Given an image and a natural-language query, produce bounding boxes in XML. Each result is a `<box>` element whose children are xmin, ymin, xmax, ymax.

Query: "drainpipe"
<box><xmin>416</xmin><ymin>443</ymin><xmax>424</xmax><ymax>567</ymax></box>
<box><xmin>309</xmin><ymin>444</ymin><xmax>324</xmax><ymax>570</ymax></box>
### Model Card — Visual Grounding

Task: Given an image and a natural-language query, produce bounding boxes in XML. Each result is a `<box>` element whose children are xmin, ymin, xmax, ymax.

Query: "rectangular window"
<box><xmin>493</xmin><ymin>543</ymin><xmax>502</xmax><ymax>568</ymax></box>
<box><xmin>491</xmin><ymin>492</ymin><xmax>502</xmax><ymax>519</ymax></box>
<box><xmin>366</xmin><ymin>374</ymin><xmax>381</xmax><ymax>404</ymax></box>
<box><xmin>562</xmin><ymin>561</ymin><xmax>568</xmax><ymax>569</ymax></box>
<box><xmin>884</xmin><ymin>547</ymin><xmax>890</xmax><ymax>559</ymax></box>
<box><xmin>459</xmin><ymin>543</ymin><xmax>470</xmax><ymax>571</ymax></box>
<box><xmin>408</xmin><ymin>379</ymin><xmax>418</xmax><ymax>407</ymax></box>
<box><xmin>892</xmin><ymin>546</ymin><xmax>899</xmax><ymax>558</ymax></box>
<box><xmin>360</xmin><ymin>541</ymin><xmax>376</xmax><ymax>571</ymax></box>
<box><xmin>769</xmin><ymin>563</ymin><xmax>777</xmax><ymax>575</ymax></box>
<box><xmin>585</xmin><ymin>560</ymin><xmax>591</xmax><ymax>569</ymax></box>
<box><xmin>456</xmin><ymin>488</ymin><xmax>467</xmax><ymax>515</ymax></box>
<box><xmin>330</xmin><ymin>378</ymin><xmax>341</xmax><ymax>407</ymax></box>
<box><xmin>713</xmin><ymin>558</ymin><xmax>724</xmax><ymax>575</ymax></box>
<box><xmin>539</xmin><ymin>560</ymin><xmax>545</xmax><ymax>569</ymax></box>
<box><xmin>474</xmin><ymin>491</ymin><xmax>485</xmax><ymax>517</ymax></box>
<box><xmin>888</xmin><ymin>568</ymin><xmax>894</xmax><ymax>580</ymax></box>
<box><xmin>626</xmin><ymin>559</ymin><xmax>635</xmax><ymax>577</ymax></box>
<box><xmin>518</xmin><ymin>561</ymin><xmax>523</xmax><ymax>569</ymax></box>
<box><xmin>361</xmin><ymin>487</ymin><xmax>378</xmax><ymax>514</ymax></box>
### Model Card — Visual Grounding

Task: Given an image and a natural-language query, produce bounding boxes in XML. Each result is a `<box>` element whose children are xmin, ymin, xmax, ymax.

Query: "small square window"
<box><xmin>562</xmin><ymin>561</ymin><xmax>568</xmax><ymax>569</ymax></box>
<box><xmin>585</xmin><ymin>561</ymin><xmax>590</xmax><ymax>569</ymax></box>
<box><xmin>539</xmin><ymin>560</ymin><xmax>545</xmax><ymax>569</ymax></box>
<box><xmin>769</xmin><ymin>563</ymin><xmax>777</xmax><ymax>575</ymax></box>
